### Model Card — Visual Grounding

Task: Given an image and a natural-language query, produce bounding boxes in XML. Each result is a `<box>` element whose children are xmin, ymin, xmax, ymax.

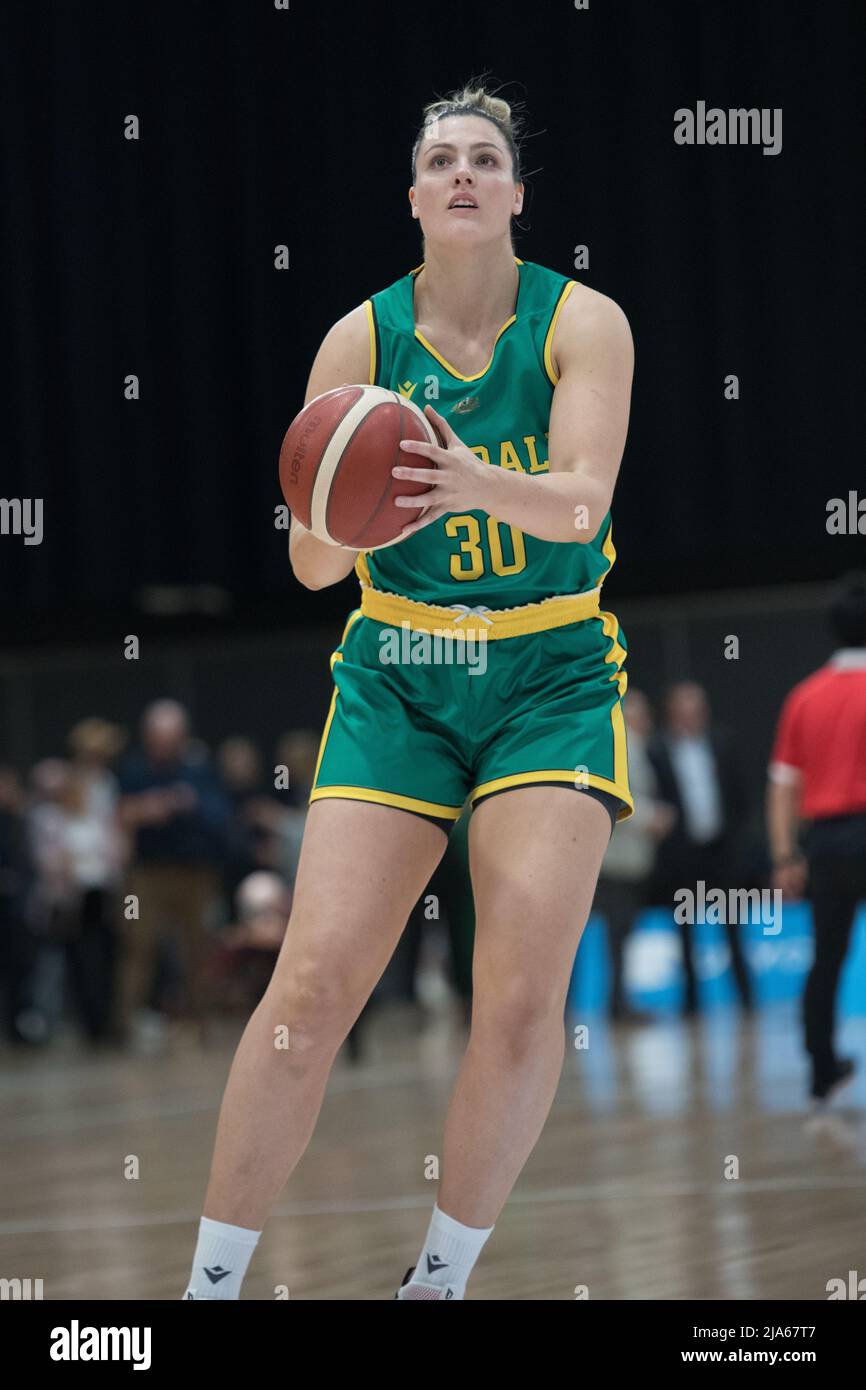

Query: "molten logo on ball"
<box><xmin>289</xmin><ymin>414</ymin><xmax>321</xmax><ymax>486</ymax></box>
<box><xmin>278</xmin><ymin>385</ymin><xmax>438</xmax><ymax>550</ymax></box>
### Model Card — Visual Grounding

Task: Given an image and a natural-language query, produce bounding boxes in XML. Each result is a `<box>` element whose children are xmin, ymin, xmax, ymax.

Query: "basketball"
<box><xmin>279</xmin><ymin>385</ymin><xmax>440</xmax><ymax>550</ymax></box>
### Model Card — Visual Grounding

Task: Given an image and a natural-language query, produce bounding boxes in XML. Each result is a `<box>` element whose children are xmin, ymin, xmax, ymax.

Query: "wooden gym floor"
<box><xmin>2</xmin><ymin>1003</ymin><xmax>865</xmax><ymax>1300</ymax></box>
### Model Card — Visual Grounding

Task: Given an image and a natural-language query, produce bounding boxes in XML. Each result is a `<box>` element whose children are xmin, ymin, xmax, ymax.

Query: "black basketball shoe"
<box><xmin>811</xmin><ymin>1056</ymin><xmax>856</xmax><ymax>1103</ymax></box>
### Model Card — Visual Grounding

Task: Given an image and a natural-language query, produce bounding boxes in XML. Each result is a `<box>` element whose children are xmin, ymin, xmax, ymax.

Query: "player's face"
<box><xmin>410</xmin><ymin>115</ymin><xmax>523</xmax><ymax>245</ymax></box>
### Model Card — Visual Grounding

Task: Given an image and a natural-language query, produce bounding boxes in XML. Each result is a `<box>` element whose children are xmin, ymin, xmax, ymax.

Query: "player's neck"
<box><xmin>414</xmin><ymin>242</ymin><xmax>519</xmax><ymax>338</ymax></box>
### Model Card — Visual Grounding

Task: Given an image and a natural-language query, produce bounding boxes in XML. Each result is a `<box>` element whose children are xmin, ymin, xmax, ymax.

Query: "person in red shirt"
<box><xmin>767</xmin><ymin>572</ymin><xmax>866</xmax><ymax>1104</ymax></box>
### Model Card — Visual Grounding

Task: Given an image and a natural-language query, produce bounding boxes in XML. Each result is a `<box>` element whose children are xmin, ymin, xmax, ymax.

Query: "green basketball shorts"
<box><xmin>308</xmin><ymin>589</ymin><xmax>633</xmax><ymax>829</ymax></box>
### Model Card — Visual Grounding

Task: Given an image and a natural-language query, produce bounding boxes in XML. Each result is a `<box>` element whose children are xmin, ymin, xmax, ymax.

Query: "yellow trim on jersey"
<box><xmin>599</xmin><ymin>609</ymin><xmax>628</xmax><ymax>698</ymax></box>
<box><xmin>610</xmin><ymin>694</ymin><xmax>629</xmax><ymax>795</ymax></box>
<box><xmin>312</xmin><ymin>687</ymin><xmax>339</xmax><ymax>789</ymax></box>
<box><xmin>312</xmin><ymin>609</ymin><xmax>364</xmax><ymax>788</ymax></box>
<box><xmin>363</xmin><ymin>299</ymin><xmax>377</xmax><ymax>385</ymax></box>
<box><xmin>358</xmin><ymin>584</ymin><xmax>602</xmax><ymax>639</ymax></box>
<box><xmin>309</xmin><ymin>785</ymin><xmax>463</xmax><ymax>820</ymax></box>
<box><xmin>543</xmin><ymin>280</ymin><xmax>577</xmax><ymax>386</ymax></box>
<box><xmin>408</xmin><ymin>256</ymin><xmax>525</xmax><ymax>383</ymax></box>
<box><xmin>596</xmin><ymin>519</ymin><xmax>617</xmax><ymax>586</ymax></box>
<box><xmin>354</xmin><ymin>550</ymin><xmax>372</xmax><ymax>587</ymax></box>
<box><xmin>415</xmin><ymin>318</ymin><xmax>517</xmax><ymax>383</ymax></box>
<box><xmin>469</xmin><ymin>770</ymin><xmax>635</xmax><ymax>821</ymax></box>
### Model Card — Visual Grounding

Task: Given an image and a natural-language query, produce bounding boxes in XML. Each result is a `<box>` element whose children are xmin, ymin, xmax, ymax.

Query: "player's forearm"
<box><xmin>481</xmin><ymin>465</ymin><xmax>612</xmax><ymax>544</ymax></box>
<box><xmin>289</xmin><ymin>524</ymin><xmax>359</xmax><ymax>590</ymax></box>
<box><xmin>766</xmin><ymin>779</ymin><xmax>801</xmax><ymax>863</ymax></box>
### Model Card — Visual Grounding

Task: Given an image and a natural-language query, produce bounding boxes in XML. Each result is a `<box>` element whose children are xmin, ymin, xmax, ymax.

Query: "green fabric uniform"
<box><xmin>310</xmin><ymin>257</ymin><xmax>633</xmax><ymax>824</ymax></box>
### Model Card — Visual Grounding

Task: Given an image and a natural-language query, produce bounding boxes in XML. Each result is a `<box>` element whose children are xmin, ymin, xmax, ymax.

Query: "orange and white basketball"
<box><xmin>278</xmin><ymin>385</ymin><xmax>440</xmax><ymax>550</ymax></box>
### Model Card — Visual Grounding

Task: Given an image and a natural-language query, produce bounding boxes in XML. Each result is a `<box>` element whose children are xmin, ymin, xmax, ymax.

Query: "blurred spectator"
<box><xmin>116</xmin><ymin>699</ymin><xmax>231</xmax><ymax>1046</ymax></box>
<box><xmin>206</xmin><ymin>870</ymin><xmax>289</xmax><ymax>1016</ymax></box>
<box><xmin>767</xmin><ymin>571</ymin><xmax>866</xmax><ymax>1103</ymax></box>
<box><xmin>217</xmin><ymin>736</ymin><xmax>274</xmax><ymax>899</ymax></box>
<box><xmin>648</xmin><ymin>681</ymin><xmax>753</xmax><ymax>1015</ymax></box>
<box><xmin>594</xmin><ymin>690</ymin><xmax>676</xmax><ymax>1023</ymax></box>
<box><xmin>274</xmin><ymin>729</ymin><xmax>321</xmax><ymax>809</ymax></box>
<box><xmin>269</xmin><ymin>729</ymin><xmax>321</xmax><ymax>885</ymax></box>
<box><xmin>0</xmin><ymin>766</ymin><xmax>39</xmax><ymax>1044</ymax></box>
<box><xmin>64</xmin><ymin>719</ymin><xmax>127</xmax><ymax>1043</ymax></box>
<box><xmin>24</xmin><ymin>759</ymin><xmax>79</xmax><ymax>1040</ymax></box>
<box><xmin>27</xmin><ymin>759</ymin><xmax>77</xmax><ymax>932</ymax></box>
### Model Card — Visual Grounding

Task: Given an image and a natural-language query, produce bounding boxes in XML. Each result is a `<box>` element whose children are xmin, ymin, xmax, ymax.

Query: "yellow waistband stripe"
<box><xmin>358</xmin><ymin>585</ymin><xmax>602</xmax><ymax>639</ymax></box>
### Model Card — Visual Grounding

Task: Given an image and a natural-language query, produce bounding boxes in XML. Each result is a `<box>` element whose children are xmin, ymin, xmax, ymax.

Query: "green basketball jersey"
<box><xmin>354</xmin><ymin>256</ymin><xmax>617</xmax><ymax>608</ymax></box>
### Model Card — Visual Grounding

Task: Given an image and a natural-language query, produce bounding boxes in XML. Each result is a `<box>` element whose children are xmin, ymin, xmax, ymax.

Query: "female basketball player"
<box><xmin>184</xmin><ymin>82</ymin><xmax>634</xmax><ymax>1301</ymax></box>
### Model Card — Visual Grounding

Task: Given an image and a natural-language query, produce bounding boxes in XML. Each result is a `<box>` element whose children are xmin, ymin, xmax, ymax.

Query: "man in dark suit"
<box><xmin>648</xmin><ymin>682</ymin><xmax>752</xmax><ymax>1014</ymax></box>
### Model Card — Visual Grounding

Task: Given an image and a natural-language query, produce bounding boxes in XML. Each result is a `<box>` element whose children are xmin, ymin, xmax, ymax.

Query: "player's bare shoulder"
<box><xmin>549</xmin><ymin>280</ymin><xmax>634</xmax><ymax>380</ymax></box>
<box><xmin>304</xmin><ymin>303</ymin><xmax>373</xmax><ymax>406</ymax></box>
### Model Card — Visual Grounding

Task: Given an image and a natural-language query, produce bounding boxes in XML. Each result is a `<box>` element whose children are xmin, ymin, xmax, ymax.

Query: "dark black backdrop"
<box><xmin>1</xmin><ymin>0</ymin><xmax>863</xmax><ymax>647</ymax></box>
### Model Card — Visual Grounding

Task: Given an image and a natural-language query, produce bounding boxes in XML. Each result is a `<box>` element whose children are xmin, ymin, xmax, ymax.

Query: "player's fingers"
<box><xmin>392</xmin><ymin>465</ymin><xmax>441</xmax><ymax>485</ymax></box>
<box><xmin>397</xmin><ymin>506</ymin><xmax>444</xmax><ymax>538</ymax></box>
<box><xmin>397</xmin><ymin>438</ymin><xmax>447</xmax><ymax>461</ymax></box>
<box><xmin>424</xmin><ymin>403</ymin><xmax>457</xmax><ymax>445</ymax></box>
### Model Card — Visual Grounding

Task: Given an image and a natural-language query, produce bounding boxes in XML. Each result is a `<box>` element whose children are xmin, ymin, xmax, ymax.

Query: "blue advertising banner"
<box><xmin>568</xmin><ymin>904</ymin><xmax>866</xmax><ymax>1016</ymax></box>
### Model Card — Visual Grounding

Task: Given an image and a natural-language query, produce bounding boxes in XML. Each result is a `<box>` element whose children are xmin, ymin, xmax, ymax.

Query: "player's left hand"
<box><xmin>391</xmin><ymin>404</ymin><xmax>489</xmax><ymax>539</ymax></box>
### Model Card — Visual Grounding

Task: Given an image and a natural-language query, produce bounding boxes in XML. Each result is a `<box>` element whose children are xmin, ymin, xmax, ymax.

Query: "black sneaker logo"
<box><xmin>204</xmin><ymin>1265</ymin><xmax>232</xmax><ymax>1285</ymax></box>
<box><xmin>426</xmin><ymin>1254</ymin><xmax>448</xmax><ymax>1274</ymax></box>
<box><xmin>445</xmin><ymin>1288</ymin><xmax>454</xmax><ymax>1299</ymax></box>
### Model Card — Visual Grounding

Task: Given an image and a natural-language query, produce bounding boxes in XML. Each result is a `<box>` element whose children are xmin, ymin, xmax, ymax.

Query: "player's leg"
<box><xmin>803</xmin><ymin>854</ymin><xmax>859</xmax><ymax>1094</ymax></box>
<box><xmin>442</xmin><ymin>786</ymin><xmax>612</xmax><ymax>1218</ymax></box>
<box><xmin>184</xmin><ymin>797</ymin><xmax>448</xmax><ymax>1298</ymax></box>
<box><xmin>397</xmin><ymin>785</ymin><xmax>613</xmax><ymax>1299</ymax></box>
<box><xmin>395</xmin><ymin>613</ymin><xmax>633</xmax><ymax>1299</ymax></box>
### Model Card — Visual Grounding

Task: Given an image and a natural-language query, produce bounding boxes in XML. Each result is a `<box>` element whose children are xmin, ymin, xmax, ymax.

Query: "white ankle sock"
<box><xmin>401</xmin><ymin>1202</ymin><xmax>494</xmax><ymax>1300</ymax></box>
<box><xmin>183</xmin><ymin>1215</ymin><xmax>261</xmax><ymax>1300</ymax></box>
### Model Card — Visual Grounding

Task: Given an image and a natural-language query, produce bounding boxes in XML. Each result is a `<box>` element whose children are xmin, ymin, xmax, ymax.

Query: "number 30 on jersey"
<box><xmin>445</xmin><ymin>515</ymin><xmax>527</xmax><ymax>580</ymax></box>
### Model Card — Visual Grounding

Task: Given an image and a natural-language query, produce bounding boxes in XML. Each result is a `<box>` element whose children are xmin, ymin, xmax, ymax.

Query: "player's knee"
<box><xmin>470</xmin><ymin>976</ymin><xmax>567</xmax><ymax>1044</ymax></box>
<box><xmin>268</xmin><ymin>953</ymin><xmax>359</xmax><ymax>1046</ymax></box>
